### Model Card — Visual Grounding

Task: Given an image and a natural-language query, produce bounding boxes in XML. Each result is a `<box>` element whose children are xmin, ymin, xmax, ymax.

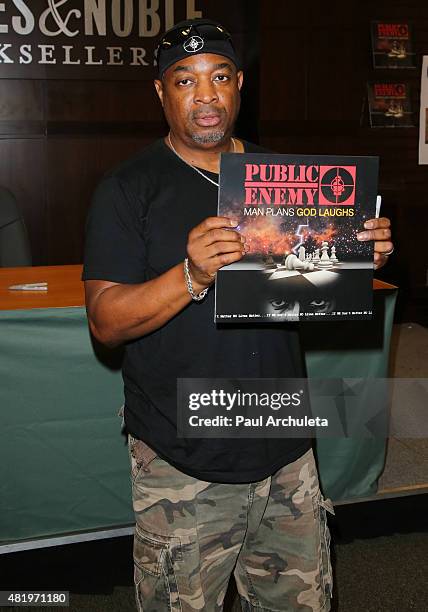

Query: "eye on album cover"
<box><xmin>215</xmin><ymin>154</ymin><xmax>379</xmax><ymax>323</ymax></box>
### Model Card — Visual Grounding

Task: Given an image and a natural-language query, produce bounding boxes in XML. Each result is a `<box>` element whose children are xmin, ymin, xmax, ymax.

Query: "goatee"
<box><xmin>191</xmin><ymin>131</ymin><xmax>225</xmax><ymax>145</ymax></box>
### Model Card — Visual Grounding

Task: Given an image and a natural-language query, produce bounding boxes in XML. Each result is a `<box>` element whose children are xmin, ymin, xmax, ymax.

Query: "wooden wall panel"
<box><xmin>307</xmin><ymin>27</ymin><xmax>366</xmax><ymax>121</ymax></box>
<box><xmin>260</xmin><ymin>30</ymin><xmax>308</xmax><ymax>121</ymax></box>
<box><xmin>0</xmin><ymin>139</ymin><xmax>46</xmax><ymax>263</ymax></box>
<box><xmin>46</xmin><ymin>140</ymin><xmax>100</xmax><ymax>265</ymax></box>
<box><xmin>45</xmin><ymin>137</ymin><xmax>149</xmax><ymax>264</ymax></box>
<box><xmin>0</xmin><ymin>80</ymin><xmax>44</xmax><ymax>136</ymax></box>
<box><xmin>260</xmin><ymin>3</ymin><xmax>308</xmax><ymax>28</ymax></box>
<box><xmin>0</xmin><ymin>81</ymin><xmax>43</xmax><ymax>121</ymax></box>
<box><xmin>45</xmin><ymin>81</ymin><xmax>163</xmax><ymax>123</ymax></box>
<box><xmin>260</xmin><ymin>0</ymin><xmax>428</xmax><ymax>322</ymax></box>
<box><xmin>97</xmin><ymin>137</ymin><xmax>152</xmax><ymax>174</ymax></box>
<box><xmin>0</xmin><ymin>0</ymin><xmax>255</xmax><ymax>269</ymax></box>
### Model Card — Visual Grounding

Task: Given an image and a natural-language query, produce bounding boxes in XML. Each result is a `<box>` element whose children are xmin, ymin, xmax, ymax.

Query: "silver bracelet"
<box><xmin>184</xmin><ymin>258</ymin><xmax>209</xmax><ymax>301</ymax></box>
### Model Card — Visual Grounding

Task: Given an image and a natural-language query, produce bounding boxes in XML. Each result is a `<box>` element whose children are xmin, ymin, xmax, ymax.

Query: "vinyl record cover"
<box><xmin>371</xmin><ymin>21</ymin><xmax>416</xmax><ymax>69</ymax></box>
<box><xmin>367</xmin><ymin>82</ymin><xmax>413</xmax><ymax>127</ymax></box>
<box><xmin>215</xmin><ymin>154</ymin><xmax>379</xmax><ymax>323</ymax></box>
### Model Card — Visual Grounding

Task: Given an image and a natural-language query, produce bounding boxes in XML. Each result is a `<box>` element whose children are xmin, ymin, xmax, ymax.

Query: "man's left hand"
<box><xmin>357</xmin><ymin>217</ymin><xmax>394</xmax><ymax>270</ymax></box>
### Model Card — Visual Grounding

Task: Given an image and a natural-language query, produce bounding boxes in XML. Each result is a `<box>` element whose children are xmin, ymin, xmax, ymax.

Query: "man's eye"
<box><xmin>178</xmin><ymin>78</ymin><xmax>192</xmax><ymax>86</ymax></box>
<box><xmin>214</xmin><ymin>74</ymin><xmax>229</xmax><ymax>82</ymax></box>
<box><xmin>270</xmin><ymin>299</ymin><xmax>289</xmax><ymax>310</ymax></box>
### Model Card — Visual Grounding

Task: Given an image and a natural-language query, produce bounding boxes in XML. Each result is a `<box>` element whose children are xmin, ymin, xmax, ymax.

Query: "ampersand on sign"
<box><xmin>40</xmin><ymin>0</ymin><xmax>81</xmax><ymax>37</ymax></box>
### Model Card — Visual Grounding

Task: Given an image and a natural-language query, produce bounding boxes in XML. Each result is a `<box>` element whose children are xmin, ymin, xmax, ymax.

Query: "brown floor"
<box><xmin>2</xmin><ymin>493</ymin><xmax>427</xmax><ymax>612</ymax></box>
<box><xmin>377</xmin><ymin>323</ymin><xmax>428</xmax><ymax>496</ymax></box>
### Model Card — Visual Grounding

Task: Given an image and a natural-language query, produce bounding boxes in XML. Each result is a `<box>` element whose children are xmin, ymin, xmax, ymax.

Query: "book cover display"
<box><xmin>367</xmin><ymin>82</ymin><xmax>413</xmax><ymax>127</ymax></box>
<box><xmin>371</xmin><ymin>22</ymin><xmax>416</xmax><ymax>69</ymax></box>
<box><xmin>215</xmin><ymin>154</ymin><xmax>379</xmax><ymax>323</ymax></box>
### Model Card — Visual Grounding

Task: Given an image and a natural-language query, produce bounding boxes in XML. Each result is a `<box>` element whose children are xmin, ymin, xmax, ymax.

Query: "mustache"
<box><xmin>191</xmin><ymin>107</ymin><xmax>226</xmax><ymax>120</ymax></box>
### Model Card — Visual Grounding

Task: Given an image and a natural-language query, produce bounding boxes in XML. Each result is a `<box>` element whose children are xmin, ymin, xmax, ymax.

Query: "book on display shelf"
<box><xmin>215</xmin><ymin>153</ymin><xmax>379</xmax><ymax>323</ymax></box>
<box><xmin>367</xmin><ymin>82</ymin><xmax>413</xmax><ymax>127</ymax></box>
<box><xmin>371</xmin><ymin>21</ymin><xmax>416</xmax><ymax>69</ymax></box>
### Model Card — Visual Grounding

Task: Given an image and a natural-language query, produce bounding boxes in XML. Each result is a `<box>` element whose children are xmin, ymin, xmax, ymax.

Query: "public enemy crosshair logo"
<box><xmin>319</xmin><ymin>166</ymin><xmax>357</xmax><ymax>205</ymax></box>
<box><xmin>183</xmin><ymin>36</ymin><xmax>205</xmax><ymax>53</ymax></box>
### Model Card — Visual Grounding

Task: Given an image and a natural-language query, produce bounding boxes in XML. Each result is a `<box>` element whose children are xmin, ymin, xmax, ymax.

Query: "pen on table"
<box><xmin>8</xmin><ymin>282</ymin><xmax>48</xmax><ymax>291</ymax></box>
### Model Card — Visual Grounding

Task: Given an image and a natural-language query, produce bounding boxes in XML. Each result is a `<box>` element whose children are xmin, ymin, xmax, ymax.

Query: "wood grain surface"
<box><xmin>0</xmin><ymin>265</ymin><xmax>395</xmax><ymax>311</ymax></box>
<box><xmin>0</xmin><ymin>265</ymin><xmax>84</xmax><ymax>310</ymax></box>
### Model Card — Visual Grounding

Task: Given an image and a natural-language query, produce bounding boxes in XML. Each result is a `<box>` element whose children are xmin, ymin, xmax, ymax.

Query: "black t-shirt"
<box><xmin>83</xmin><ymin>138</ymin><xmax>311</xmax><ymax>483</ymax></box>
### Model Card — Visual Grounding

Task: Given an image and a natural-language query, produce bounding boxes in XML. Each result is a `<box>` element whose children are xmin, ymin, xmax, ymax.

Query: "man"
<box><xmin>83</xmin><ymin>18</ymin><xmax>394</xmax><ymax>612</ymax></box>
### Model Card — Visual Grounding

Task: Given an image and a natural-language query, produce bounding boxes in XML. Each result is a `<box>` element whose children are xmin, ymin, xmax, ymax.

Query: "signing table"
<box><xmin>0</xmin><ymin>266</ymin><xmax>397</xmax><ymax>551</ymax></box>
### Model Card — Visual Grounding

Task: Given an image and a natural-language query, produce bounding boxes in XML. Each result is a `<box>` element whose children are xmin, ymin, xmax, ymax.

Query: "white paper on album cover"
<box><xmin>419</xmin><ymin>56</ymin><xmax>428</xmax><ymax>164</ymax></box>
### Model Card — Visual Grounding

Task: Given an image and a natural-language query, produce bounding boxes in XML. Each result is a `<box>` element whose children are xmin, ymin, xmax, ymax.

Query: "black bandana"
<box><xmin>156</xmin><ymin>19</ymin><xmax>241</xmax><ymax>78</ymax></box>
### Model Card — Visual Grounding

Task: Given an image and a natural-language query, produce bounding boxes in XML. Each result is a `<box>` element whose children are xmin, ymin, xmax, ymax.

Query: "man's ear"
<box><xmin>237</xmin><ymin>71</ymin><xmax>244</xmax><ymax>91</ymax></box>
<box><xmin>154</xmin><ymin>79</ymin><xmax>164</xmax><ymax>107</ymax></box>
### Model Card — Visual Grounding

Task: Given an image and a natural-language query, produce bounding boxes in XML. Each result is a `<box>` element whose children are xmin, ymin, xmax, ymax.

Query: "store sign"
<box><xmin>0</xmin><ymin>0</ymin><xmax>204</xmax><ymax>79</ymax></box>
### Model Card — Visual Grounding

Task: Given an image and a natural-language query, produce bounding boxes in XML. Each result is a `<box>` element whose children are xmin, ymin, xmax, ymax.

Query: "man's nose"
<box><xmin>194</xmin><ymin>79</ymin><xmax>218</xmax><ymax>104</ymax></box>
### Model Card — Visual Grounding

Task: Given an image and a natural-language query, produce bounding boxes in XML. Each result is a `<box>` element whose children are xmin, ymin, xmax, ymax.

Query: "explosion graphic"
<box><xmin>221</xmin><ymin>199</ymin><xmax>370</xmax><ymax>261</ymax></box>
<box><xmin>239</xmin><ymin>216</ymin><xmax>296</xmax><ymax>255</ymax></box>
<box><xmin>235</xmin><ymin>215</ymin><xmax>338</xmax><ymax>256</ymax></box>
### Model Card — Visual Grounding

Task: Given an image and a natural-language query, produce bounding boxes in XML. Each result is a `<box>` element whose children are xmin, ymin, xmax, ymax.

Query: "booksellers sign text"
<box><xmin>0</xmin><ymin>0</ymin><xmax>203</xmax><ymax>79</ymax></box>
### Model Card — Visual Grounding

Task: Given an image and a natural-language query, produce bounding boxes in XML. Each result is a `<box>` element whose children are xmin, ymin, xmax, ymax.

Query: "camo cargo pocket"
<box><xmin>128</xmin><ymin>433</ymin><xmax>158</xmax><ymax>484</ymax></box>
<box><xmin>313</xmin><ymin>492</ymin><xmax>335</xmax><ymax>602</ymax></box>
<box><xmin>133</xmin><ymin>525</ymin><xmax>181</xmax><ymax>612</ymax></box>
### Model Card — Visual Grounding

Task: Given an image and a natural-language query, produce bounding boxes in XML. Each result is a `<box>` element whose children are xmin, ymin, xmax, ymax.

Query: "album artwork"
<box><xmin>367</xmin><ymin>82</ymin><xmax>413</xmax><ymax>127</ymax></box>
<box><xmin>371</xmin><ymin>22</ymin><xmax>416</xmax><ymax>69</ymax></box>
<box><xmin>215</xmin><ymin>154</ymin><xmax>379</xmax><ymax>323</ymax></box>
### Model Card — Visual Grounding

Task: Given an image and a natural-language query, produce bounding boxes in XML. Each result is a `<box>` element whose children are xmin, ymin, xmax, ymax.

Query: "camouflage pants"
<box><xmin>128</xmin><ymin>435</ymin><xmax>334</xmax><ymax>612</ymax></box>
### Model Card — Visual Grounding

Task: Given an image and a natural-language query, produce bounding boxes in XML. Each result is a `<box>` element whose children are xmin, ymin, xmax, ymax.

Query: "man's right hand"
<box><xmin>85</xmin><ymin>217</ymin><xmax>246</xmax><ymax>347</ymax></box>
<box><xmin>186</xmin><ymin>216</ymin><xmax>246</xmax><ymax>290</ymax></box>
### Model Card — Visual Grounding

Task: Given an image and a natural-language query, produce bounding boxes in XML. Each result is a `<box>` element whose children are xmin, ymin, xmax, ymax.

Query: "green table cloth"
<box><xmin>0</xmin><ymin>288</ymin><xmax>397</xmax><ymax>545</ymax></box>
<box><xmin>303</xmin><ymin>289</ymin><xmax>398</xmax><ymax>500</ymax></box>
